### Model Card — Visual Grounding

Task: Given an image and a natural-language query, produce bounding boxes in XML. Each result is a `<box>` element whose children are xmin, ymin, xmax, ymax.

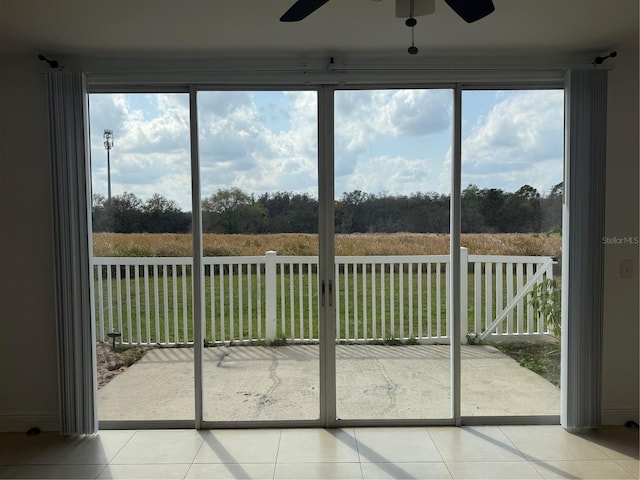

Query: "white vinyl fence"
<box><xmin>92</xmin><ymin>249</ymin><xmax>556</xmax><ymax>346</ymax></box>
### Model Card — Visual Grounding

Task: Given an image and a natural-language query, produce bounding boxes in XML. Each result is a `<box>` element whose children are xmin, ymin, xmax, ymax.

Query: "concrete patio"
<box><xmin>97</xmin><ymin>344</ymin><xmax>560</xmax><ymax>422</ymax></box>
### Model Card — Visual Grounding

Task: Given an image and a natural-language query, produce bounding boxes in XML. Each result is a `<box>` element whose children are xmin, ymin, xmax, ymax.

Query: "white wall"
<box><xmin>0</xmin><ymin>46</ymin><xmax>637</xmax><ymax>431</ymax></box>
<box><xmin>0</xmin><ymin>56</ymin><xmax>59</xmax><ymax>431</ymax></box>
<box><xmin>602</xmin><ymin>43</ymin><xmax>640</xmax><ymax>425</ymax></box>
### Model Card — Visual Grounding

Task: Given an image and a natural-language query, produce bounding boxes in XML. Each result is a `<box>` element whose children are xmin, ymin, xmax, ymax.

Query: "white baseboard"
<box><xmin>602</xmin><ymin>407</ymin><xmax>640</xmax><ymax>426</ymax></box>
<box><xmin>0</xmin><ymin>414</ymin><xmax>59</xmax><ymax>433</ymax></box>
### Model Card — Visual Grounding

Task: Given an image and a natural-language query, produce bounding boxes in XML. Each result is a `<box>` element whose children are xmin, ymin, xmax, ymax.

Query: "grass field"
<box><xmin>93</xmin><ymin>232</ymin><xmax>562</xmax><ymax>258</ymax></box>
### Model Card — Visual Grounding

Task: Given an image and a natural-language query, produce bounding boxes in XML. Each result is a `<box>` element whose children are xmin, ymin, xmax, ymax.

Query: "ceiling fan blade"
<box><xmin>443</xmin><ymin>0</ymin><xmax>494</xmax><ymax>23</ymax></box>
<box><xmin>280</xmin><ymin>0</ymin><xmax>331</xmax><ymax>22</ymax></box>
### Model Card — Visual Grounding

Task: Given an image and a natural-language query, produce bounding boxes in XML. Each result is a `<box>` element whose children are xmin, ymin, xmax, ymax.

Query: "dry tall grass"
<box><xmin>93</xmin><ymin>233</ymin><xmax>562</xmax><ymax>258</ymax></box>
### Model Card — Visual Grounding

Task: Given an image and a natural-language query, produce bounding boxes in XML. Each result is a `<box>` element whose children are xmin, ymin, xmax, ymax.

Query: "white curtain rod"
<box><xmin>43</xmin><ymin>52</ymin><xmax>612</xmax><ymax>89</ymax></box>
<box><xmin>86</xmin><ymin>67</ymin><xmax>576</xmax><ymax>90</ymax></box>
<box><xmin>56</xmin><ymin>52</ymin><xmax>611</xmax><ymax>76</ymax></box>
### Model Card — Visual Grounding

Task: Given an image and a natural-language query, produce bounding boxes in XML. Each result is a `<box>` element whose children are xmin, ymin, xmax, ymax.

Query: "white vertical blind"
<box><xmin>47</xmin><ymin>72</ymin><xmax>97</xmax><ymax>435</ymax></box>
<box><xmin>562</xmin><ymin>69</ymin><xmax>607</xmax><ymax>430</ymax></box>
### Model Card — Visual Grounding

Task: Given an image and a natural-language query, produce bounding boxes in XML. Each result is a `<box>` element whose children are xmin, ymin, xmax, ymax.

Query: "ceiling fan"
<box><xmin>280</xmin><ymin>0</ymin><xmax>495</xmax><ymax>24</ymax></box>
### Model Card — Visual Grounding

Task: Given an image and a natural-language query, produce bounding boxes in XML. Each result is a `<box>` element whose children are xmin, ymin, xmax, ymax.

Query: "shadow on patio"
<box><xmin>97</xmin><ymin>344</ymin><xmax>560</xmax><ymax>422</ymax></box>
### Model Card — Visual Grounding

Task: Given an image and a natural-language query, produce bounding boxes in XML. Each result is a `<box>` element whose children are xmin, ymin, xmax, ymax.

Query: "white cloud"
<box><xmin>439</xmin><ymin>90</ymin><xmax>564</xmax><ymax>195</ymax></box>
<box><xmin>339</xmin><ymin>154</ymin><xmax>440</xmax><ymax>196</ymax></box>
<box><xmin>198</xmin><ymin>91</ymin><xmax>318</xmax><ymax>199</ymax></box>
<box><xmin>89</xmin><ymin>89</ymin><xmax>564</xmax><ymax>212</ymax></box>
<box><xmin>335</xmin><ymin>89</ymin><xmax>451</xmax><ymax>154</ymax></box>
<box><xmin>461</xmin><ymin>90</ymin><xmax>564</xmax><ymax>193</ymax></box>
<box><xmin>335</xmin><ymin>89</ymin><xmax>452</xmax><ymax>195</ymax></box>
<box><xmin>90</xmin><ymin>93</ymin><xmax>192</xmax><ymax>208</ymax></box>
<box><xmin>90</xmin><ymin>91</ymin><xmax>319</xmax><ymax>209</ymax></box>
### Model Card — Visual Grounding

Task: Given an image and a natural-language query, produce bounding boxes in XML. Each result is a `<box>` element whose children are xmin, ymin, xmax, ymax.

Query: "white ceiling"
<box><xmin>0</xmin><ymin>0</ymin><xmax>637</xmax><ymax>59</ymax></box>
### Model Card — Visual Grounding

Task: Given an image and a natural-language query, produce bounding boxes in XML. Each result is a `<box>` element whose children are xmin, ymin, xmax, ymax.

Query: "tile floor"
<box><xmin>0</xmin><ymin>425</ymin><xmax>637</xmax><ymax>479</ymax></box>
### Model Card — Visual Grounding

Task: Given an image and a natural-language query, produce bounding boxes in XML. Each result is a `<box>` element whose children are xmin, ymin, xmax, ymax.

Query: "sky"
<box><xmin>89</xmin><ymin>88</ymin><xmax>564</xmax><ymax>211</ymax></box>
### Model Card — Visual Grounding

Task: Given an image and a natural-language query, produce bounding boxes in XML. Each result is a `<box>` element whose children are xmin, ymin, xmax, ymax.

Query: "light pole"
<box><xmin>103</xmin><ymin>129</ymin><xmax>114</xmax><ymax>204</ymax></box>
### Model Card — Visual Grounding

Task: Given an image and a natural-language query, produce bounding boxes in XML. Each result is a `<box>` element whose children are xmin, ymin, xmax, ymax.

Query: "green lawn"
<box><xmin>492</xmin><ymin>341</ymin><xmax>561</xmax><ymax>386</ymax></box>
<box><xmin>94</xmin><ymin>265</ymin><xmax>558</xmax><ymax>345</ymax></box>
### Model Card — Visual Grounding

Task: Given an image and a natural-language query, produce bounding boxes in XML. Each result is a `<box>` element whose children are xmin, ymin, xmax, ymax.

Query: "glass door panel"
<box><xmin>460</xmin><ymin>89</ymin><xmax>564</xmax><ymax>417</ymax></box>
<box><xmin>198</xmin><ymin>90</ymin><xmax>320</xmax><ymax>421</ymax></box>
<box><xmin>334</xmin><ymin>89</ymin><xmax>453</xmax><ymax>420</ymax></box>
<box><xmin>90</xmin><ymin>92</ymin><xmax>195</xmax><ymax>422</ymax></box>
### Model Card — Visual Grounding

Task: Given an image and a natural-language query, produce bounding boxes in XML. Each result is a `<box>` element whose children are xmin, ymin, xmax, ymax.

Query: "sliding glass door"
<box><xmin>89</xmin><ymin>82</ymin><xmax>564</xmax><ymax>427</ymax></box>
<box><xmin>460</xmin><ymin>89</ymin><xmax>564</xmax><ymax>418</ymax></box>
<box><xmin>197</xmin><ymin>90</ymin><xmax>321</xmax><ymax>422</ymax></box>
<box><xmin>90</xmin><ymin>92</ymin><xmax>195</xmax><ymax>422</ymax></box>
<box><xmin>333</xmin><ymin>88</ymin><xmax>453</xmax><ymax>420</ymax></box>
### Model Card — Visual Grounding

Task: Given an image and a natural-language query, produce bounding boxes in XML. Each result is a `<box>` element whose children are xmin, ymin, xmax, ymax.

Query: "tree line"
<box><xmin>92</xmin><ymin>183</ymin><xmax>562</xmax><ymax>235</ymax></box>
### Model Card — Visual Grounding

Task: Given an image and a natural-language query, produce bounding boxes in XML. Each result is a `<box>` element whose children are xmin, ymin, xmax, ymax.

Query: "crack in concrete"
<box><xmin>256</xmin><ymin>347</ymin><xmax>281</xmax><ymax>408</ymax></box>
<box><xmin>365</xmin><ymin>345</ymin><xmax>400</xmax><ymax>413</ymax></box>
<box><xmin>215</xmin><ymin>347</ymin><xmax>229</xmax><ymax>367</ymax></box>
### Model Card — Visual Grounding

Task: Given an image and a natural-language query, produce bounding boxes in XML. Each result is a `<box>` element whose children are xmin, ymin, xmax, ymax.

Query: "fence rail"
<box><xmin>92</xmin><ymin>249</ymin><xmax>556</xmax><ymax>346</ymax></box>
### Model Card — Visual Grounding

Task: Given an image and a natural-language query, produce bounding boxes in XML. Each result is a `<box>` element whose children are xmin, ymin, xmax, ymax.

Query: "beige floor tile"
<box><xmin>276</xmin><ymin>429</ymin><xmax>360</xmax><ymax>463</ymax></box>
<box><xmin>531</xmin><ymin>459</ymin><xmax>635</xmax><ymax>479</ymax></box>
<box><xmin>3</xmin><ymin>426</ymin><xmax>637</xmax><ymax>480</ymax></box>
<box><xmin>0</xmin><ymin>433</ymin><xmax>60</xmax><ymax>465</ymax></box>
<box><xmin>500</xmin><ymin>426</ymin><xmax>610</xmax><ymax>461</ymax></box>
<box><xmin>616</xmin><ymin>459</ymin><xmax>640</xmax><ymax>477</ymax></box>
<box><xmin>97</xmin><ymin>463</ymin><xmax>190</xmax><ymax>479</ymax></box>
<box><xmin>186</xmin><ymin>463</ymin><xmax>276</xmax><ymax>479</ymax></box>
<box><xmin>28</xmin><ymin>430</ymin><xmax>135</xmax><ymax>465</ymax></box>
<box><xmin>110</xmin><ymin>430</ymin><xmax>207</xmax><ymax>465</ymax></box>
<box><xmin>428</xmin><ymin>426</ymin><xmax>526</xmax><ymax>462</ymax></box>
<box><xmin>274</xmin><ymin>462</ymin><xmax>362</xmax><ymax>479</ymax></box>
<box><xmin>0</xmin><ymin>465</ymin><xmax>19</xmax><ymax>478</ymax></box>
<box><xmin>8</xmin><ymin>463</ymin><xmax>106</xmax><ymax>479</ymax></box>
<box><xmin>355</xmin><ymin>428</ymin><xmax>442</xmax><ymax>463</ymax></box>
<box><xmin>582</xmin><ymin>427</ymin><xmax>639</xmax><ymax>461</ymax></box>
<box><xmin>361</xmin><ymin>461</ymin><xmax>452</xmax><ymax>479</ymax></box>
<box><xmin>445</xmin><ymin>461</ymin><xmax>543</xmax><ymax>479</ymax></box>
<box><xmin>193</xmin><ymin>429</ymin><xmax>281</xmax><ymax>464</ymax></box>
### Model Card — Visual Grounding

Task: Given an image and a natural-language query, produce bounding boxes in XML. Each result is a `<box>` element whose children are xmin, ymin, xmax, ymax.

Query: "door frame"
<box><xmin>91</xmin><ymin>71</ymin><xmax>566</xmax><ymax>430</ymax></box>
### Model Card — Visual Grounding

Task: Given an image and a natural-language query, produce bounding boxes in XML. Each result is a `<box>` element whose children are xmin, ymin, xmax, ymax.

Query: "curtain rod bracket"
<box><xmin>593</xmin><ymin>51</ymin><xmax>617</xmax><ymax>65</ymax></box>
<box><xmin>38</xmin><ymin>54</ymin><xmax>62</xmax><ymax>69</ymax></box>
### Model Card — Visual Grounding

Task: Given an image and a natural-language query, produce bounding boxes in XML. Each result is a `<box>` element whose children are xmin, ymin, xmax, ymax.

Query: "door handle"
<box><xmin>321</xmin><ymin>280</ymin><xmax>333</xmax><ymax>307</ymax></box>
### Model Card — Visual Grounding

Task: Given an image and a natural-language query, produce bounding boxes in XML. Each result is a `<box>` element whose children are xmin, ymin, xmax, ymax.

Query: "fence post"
<box><xmin>265</xmin><ymin>251</ymin><xmax>277</xmax><ymax>341</ymax></box>
<box><xmin>460</xmin><ymin>247</ymin><xmax>469</xmax><ymax>344</ymax></box>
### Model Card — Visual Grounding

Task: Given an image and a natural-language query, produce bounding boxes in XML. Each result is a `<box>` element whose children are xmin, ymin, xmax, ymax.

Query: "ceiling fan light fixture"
<box><xmin>395</xmin><ymin>0</ymin><xmax>435</xmax><ymax>18</ymax></box>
